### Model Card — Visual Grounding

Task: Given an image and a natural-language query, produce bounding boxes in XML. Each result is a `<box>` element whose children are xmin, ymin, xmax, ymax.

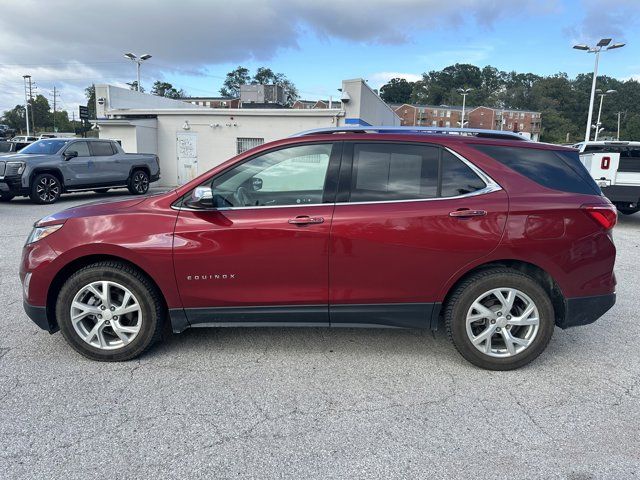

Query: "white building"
<box><xmin>94</xmin><ymin>79</ymin><xmax>399</xmax><ymax>187</ymax></box>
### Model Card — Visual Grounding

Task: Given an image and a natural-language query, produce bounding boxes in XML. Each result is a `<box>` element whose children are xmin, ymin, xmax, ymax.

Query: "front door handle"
<box><xmin>288</xmin><ymin>215</ymin><xmax>325</xmax><ymax>225</ymax></box>
<box><xmin>449</xmin><ymin>209</ymin><xmax>487</xmax><ymax>218</ymax></box>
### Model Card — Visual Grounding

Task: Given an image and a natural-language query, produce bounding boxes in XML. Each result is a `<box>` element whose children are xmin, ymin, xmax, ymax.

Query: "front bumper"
<box><xmin>0</xmin><ymin>176</ymin><xmax>27</xmax><ymax>196</ymax></box>
<box><xmin>558</xmin><ymin>293</ymin><xmax>616</xmax><ymax>329</ymax></box>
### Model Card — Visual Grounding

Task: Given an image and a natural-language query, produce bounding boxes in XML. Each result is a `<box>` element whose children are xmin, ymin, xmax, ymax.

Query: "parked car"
<box><xmin>20</xmin><ymin>127</ymin><xmax>616</xmax><ymax>370</ymax></box>
<box><xmin>573</xmin><ymin>140</ymin><xmax>640</xmax><ymax>215</ymax></box>
<box><xmin>10</xmin><ymin>135</ymin><xmax>37</xmax><ymax>143</ymax></box>
<box><xmin>0</xmin><ymin>138</ymin><xmax>160</xmax><ymax>203</ymax></box>
<box><xmin>0</xmin><ymin>124</ymin><xmax>16</xmax><ymax>139</ymax></box>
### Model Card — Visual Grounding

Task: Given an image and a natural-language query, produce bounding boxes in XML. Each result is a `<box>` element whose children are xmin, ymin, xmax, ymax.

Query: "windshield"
<box><xmin>19</xmin><ymin>139</ymin><xmax>71</xmax><ymax>154</ymax></box>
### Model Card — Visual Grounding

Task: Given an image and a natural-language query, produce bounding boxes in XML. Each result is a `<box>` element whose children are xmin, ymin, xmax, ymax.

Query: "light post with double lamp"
<box><xmin>593</xmin><ymin>89</ymin><xmax>617</xmax><ymax>141</ymax></box>
<box><xmin>124</xmin><ymin>53</ymin><xmax>152</xmax><ymax>92</ymax></box>
<box><xmin>457</xmin><ymin>88</ymin><xmax>472</xmax><ymax>128</ymax></box>
<box><xmin>573</xmin><ymin>38</ymin><xmax>625</xmax><ymax>142</ymax></box>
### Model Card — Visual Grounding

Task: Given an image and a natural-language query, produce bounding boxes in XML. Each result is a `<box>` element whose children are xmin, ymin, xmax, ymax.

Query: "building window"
<box><xmin>520</xmin><ymin>113</ymin><xmax>524</xmax><ymax>119</ymax></box>
<box><xmin>433</xmin><ymin>109</ymin><xmax>438</xmax><ymax>115</ymax></box>
<box><xmin>445</xmin><ymin>121</ymin><xmax>451</xmax><ymax>127</ymax></box>
<box><xmin>446</xmin><ymin>110</ymin><xmax>451</xmax><ymax>117</ymax></box>
<box><xmin>432</xmin><ymin>120</ymin><xmax>437</xmax><ymax>126</ymax></box>
<box><xmin>508</xmin><ymin>123</ymin><xmax>513</xmax><ymax>129</ymax></box>
<box><xmin>237</xmin><ymin>137</ymin><xmax>264</xmax><ymax>154</ymax></box>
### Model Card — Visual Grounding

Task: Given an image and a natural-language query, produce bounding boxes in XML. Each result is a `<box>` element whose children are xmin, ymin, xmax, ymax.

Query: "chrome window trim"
<box><xmin>173</xmin><ymin>146</ymin><xmax>502</xmax><ymax>212</ymax></box>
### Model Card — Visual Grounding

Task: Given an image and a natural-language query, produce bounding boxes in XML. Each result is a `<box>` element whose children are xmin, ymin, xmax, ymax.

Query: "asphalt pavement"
<box><xmin>1</xmin><ymin>189</ymin><xmax>639</xmax><ymax>479</ymax></box>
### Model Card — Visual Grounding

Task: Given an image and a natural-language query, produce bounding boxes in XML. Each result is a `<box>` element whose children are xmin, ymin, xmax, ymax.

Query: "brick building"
<box><xmin>392</xmin><ymin>103</ymin><xmax>542</xmax><ymax>141</ymax></box>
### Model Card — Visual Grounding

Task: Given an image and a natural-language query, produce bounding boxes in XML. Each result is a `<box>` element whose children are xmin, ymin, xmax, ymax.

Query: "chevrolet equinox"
<box><xmin>20</xmin><ymin>127</ymin><xmax>617</xmax><ymax>370</ymax></box>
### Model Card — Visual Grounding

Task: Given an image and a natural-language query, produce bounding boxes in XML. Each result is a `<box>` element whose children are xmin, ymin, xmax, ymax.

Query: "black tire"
<box><xmin>30</xmin><ymin>173</ymin><xmax>62</xmax><ymax>204</ymax></box>
<box><xmin>128</xmin><ymin>169</ymin><xmax>150</xmax><ymax>195</ymax></box>
<box><xmin>616</xmin><ymin>205</ymin><xmax>639</xmax><ymax>215</ymax></box>
<box><xmin>445</xmin><ymin>268</ymin><xmax>555</xmax><ymax>370</ymax></box>
<box><xmin>93</xmin><ymin>188</ymin><xmax>110</xmax><ymax>194</ymax></box>
<box><xmin>0</xmin><ymin>192</ymin><xmax>14</xmax><ymax>202</ymax></box>
<box><xmin>56</xmin><ymin>261</ymin><xmax>165</xmax><ymax>361</ymax></box>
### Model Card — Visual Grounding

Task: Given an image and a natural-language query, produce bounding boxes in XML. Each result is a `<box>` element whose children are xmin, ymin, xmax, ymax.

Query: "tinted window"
<box><xmin>472</xmin><ymin>144</ymin><xmax>600</xmax><ymax>195</ymax></box>
<box><xmin>441</xmin><ymin>150</ymin><xmax>487</xmax><ymax>197</ymax></box>
<box><xmin>209</xmin><ymin>143</ymin><xmax>332</xmax><ymax>207</ymax></box>
<box><xmin>90</xmin><ymin>141</ymin><xmax>115</xmax><ymax>156</ymax></box>
<box><xmin>67</xmin><ymin>141</ymin><xmax>91</xmax><ymax>157</ymax></box>
<box><xmin>350</xmin><ymin>144</ymin><xmax>439</xmax><ymax>202</ymax></box>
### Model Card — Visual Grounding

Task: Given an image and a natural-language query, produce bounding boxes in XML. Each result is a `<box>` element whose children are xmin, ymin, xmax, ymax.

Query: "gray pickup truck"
<box><xmin>0</xmin><ymin>138</ymin><xmax>160</xmax><ymax>204</ymax></box>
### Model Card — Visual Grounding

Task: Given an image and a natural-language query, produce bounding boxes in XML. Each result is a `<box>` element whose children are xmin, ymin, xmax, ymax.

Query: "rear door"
<box><xmin>328</xmin><ymin>142</ymin><xmax>508</xmax><ymax>327</ymax></box>
<box><xmin>89</xmin><ymin>141</ymin><xmax>122</xmax><ymax>184</ymax></box>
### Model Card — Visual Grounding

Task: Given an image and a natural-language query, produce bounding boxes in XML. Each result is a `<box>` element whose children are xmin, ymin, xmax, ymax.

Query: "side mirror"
<box><xmin>185</xmin><ymin>186</ymin><xmax>214</xmax><ymax>209</ymax></box>
<box><xmin>64</xmin><ymin>150</ymin><xmax>78</xmax><ymax>160</ymax></box>
<box><xmin>251</xmin><ymin>177</ymin><xmax>263</xmax><ymax>191</ymax></box>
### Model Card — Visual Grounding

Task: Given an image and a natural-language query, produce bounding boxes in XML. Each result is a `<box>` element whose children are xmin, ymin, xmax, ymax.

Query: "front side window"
<box><xmin>67</xmin><ymin>141</ymin><xmax>91</xmax><ymax>157</ymax></box>
<box><xmin>209</xmin><ymin>143</ymin><xmax>333</xmax><ymax>208</ymax></box>
<box><xmin>348</xmin><ymin>143</ymin><xmax>486</xmax><ymax>203</ymax></box>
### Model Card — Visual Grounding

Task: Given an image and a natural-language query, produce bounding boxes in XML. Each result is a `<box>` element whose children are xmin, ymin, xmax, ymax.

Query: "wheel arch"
<box><xmin>436</xmin><ymin>259</ymin><xmax>566</xmax><ymax>329</ymax></box>
<box><xmin>45</xmin><ymin>254</ymin><xmax>168</xmax><ymax>332</ymax></box>
<box><xmin>128</xmin><ymin>164</ymin><xmax>151</xmax><ymax>178</ymax></box>
<box><xmin>30</xmin><ymin>168</ymin><xmax>65</xmax><ymax>189</ymax></box>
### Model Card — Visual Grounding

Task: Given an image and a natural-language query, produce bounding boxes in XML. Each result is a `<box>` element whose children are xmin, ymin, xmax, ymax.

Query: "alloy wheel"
<box><xmin>465</xmin><ymin>287</ymin><xmax>540</xmax><ymax>358</ymax></box>
<box><xmin>133</xmin><ymin>172</ymin><xmax>149</xmax><ymax>193</ymax></box>
<box><xmin>70</xmin><ymin>280</ymin><xmax>142</xmax><ymax>350</ymax></box>
<box><xmin>36</xmin><ymin>176</ymin><xmax>60</xmax><ymax>203</ymax></box>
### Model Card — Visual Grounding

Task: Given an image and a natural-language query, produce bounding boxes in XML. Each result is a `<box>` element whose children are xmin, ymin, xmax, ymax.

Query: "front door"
<box><xmin>329</xmin><ymin>142</ymin><xmax>509</xmax><ymax>327</ymax></box>
<box><xmin>173</xmin><ymin>142</ymin><xmax>341</xmax><ymax>326</ymax></box>
<box><xmin>62</xmin><ymin>140</ymin><xmax>93</xmax><ymax>187</ymax></box>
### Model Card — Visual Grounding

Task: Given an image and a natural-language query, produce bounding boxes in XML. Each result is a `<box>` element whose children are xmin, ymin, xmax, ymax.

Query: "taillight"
<box><xmin>601</xmin><ymin>156</ymin><xmax>610</xmax><ymax>169</ymax></box>
<box><xmin>581</xmin><ymin>203</ymin><xmax>617</xmax><ymax>230</ymax></box>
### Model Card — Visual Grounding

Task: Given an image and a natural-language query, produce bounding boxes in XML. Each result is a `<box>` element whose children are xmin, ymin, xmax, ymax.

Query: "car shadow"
<box><xmin>6</xmin><ymin>187</ymin><xmax>170</xmax><ymax>207</ymax></box>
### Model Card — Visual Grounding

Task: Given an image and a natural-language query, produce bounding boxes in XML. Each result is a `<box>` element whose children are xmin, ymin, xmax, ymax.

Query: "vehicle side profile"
<box><xmin>20</xmin><ymin>127</ymin><xmax>617</xmax><ymax>370</ymax></box>
<box><xmin>0</xmin><ymin>138</ymin><xmax>160</xmax><ymax>203</ymax></box>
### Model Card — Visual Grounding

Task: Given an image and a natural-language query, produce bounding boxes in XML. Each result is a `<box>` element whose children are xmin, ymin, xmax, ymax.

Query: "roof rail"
<box><xmin>291</xmin><ymin>125</ymin><xmax>529</xmax><ymax>141</ymax></box>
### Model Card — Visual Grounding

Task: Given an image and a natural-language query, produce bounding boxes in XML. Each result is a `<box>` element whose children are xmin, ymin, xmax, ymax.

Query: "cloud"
<box><xmin>564</xmin><ymin>0</ymin><xmax>639</xmax><ymax>44</ymax></box>
<box><xmin>0</xmin><ymin>0</ymin><xmax>556</xmax><ymax>114</ymax></box>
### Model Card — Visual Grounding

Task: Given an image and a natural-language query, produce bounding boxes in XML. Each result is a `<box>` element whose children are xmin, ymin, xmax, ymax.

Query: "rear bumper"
<box><xmin>23</xmin><ymin>300</ymin><xmax>56</xmax><ymax>333</ymax></box>
<box><xmin>558</xmin><ymin>293</ymin><xmax>616</xmax><ymax>329</ymax></box>
<box><xmin>601</xmin><ymin>185</ymin><xmax>640</xmax><ymax>204</ymax></box>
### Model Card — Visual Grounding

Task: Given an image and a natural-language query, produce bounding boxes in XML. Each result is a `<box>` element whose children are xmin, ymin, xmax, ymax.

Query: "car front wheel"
<box><xmin>30</xmin><ymin>173</ymin><xmax>62</xmax><ymax>204</ymax></box>
<box><xmin>128</xmin><ymin>170</ymin><xmax>150</xmax><ymax>195</ymax></box>
<box><xmin>56</xmin><ymin>261</ymin><xmax>165</xmax><ymax>361</ymax></box>
<box><xmin>445</xmin><ymin>268</ymin><xmax>554</xmax><ymax>370</ymax></box>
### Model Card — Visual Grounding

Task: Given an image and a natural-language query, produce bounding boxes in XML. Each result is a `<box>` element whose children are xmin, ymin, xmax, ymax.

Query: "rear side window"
<box><xmin>472</xmin><ymin>144</ymin><xmax>601</xmax><ymax>195</ymax></box>
<box><xmin>349</xmin><ymin>143</ymin><xmax>486</xmax><ymax>202</ymax></box>
<box><xmin>90</xmin><ymin>141</ymin><xmax>115</xmax><ymax>156</ymax></box>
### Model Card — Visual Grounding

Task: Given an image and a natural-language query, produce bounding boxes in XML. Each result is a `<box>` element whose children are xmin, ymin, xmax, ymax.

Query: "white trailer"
<box><xmin>573</xmin><ymin>141</ymin><xmax>640</xmax><ymax>215</ymax></box>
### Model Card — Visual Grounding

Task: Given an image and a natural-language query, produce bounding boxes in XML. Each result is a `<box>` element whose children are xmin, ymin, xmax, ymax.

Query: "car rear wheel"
<box><xmin>0</xmin><ymin>192</ymin><xmax>14</xmax><ymax>202</ymax></box>
<box><xmin>30</xmin><ymin>173</ymin><xmax>62</xmax><ymax>204</ymax></box>
<box><xmin>56</xmin><ymin>261</ymin><xmax>165</xmax><ymax>361</ymax></box>
<box><xmin>445</xmin><ymin>268</ymin><xmax>554</xmax><ymax>370</ymax></box>
<box><xmin>128</xmin><ymin>170</ymin><xmax>149</xmax><ymax>195</ymax></box>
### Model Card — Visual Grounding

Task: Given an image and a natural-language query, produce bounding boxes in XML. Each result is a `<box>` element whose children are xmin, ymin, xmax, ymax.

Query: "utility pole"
<box><xmin>51</xmin><ymin>86</ymin><xmax>58</xmax><ymax>132</ymax></box>
<box><xmin>22</xmin><ymin>75</ymin><xmax>31</xmax><ymax>136</ymax></box>
<box><xmin>617</xmin><ymin>111</ymin><xmax>623</xmax><ymax>141</ymax></box>
<box><xmin>25</xmin><ymin>75</ymin><xmax>35</xmax><ymax>133</ymax></box>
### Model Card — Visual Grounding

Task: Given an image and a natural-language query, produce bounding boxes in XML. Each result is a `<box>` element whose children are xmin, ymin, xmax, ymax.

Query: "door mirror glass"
<box><xmin>185</xmin><ymin>186</ymin><xmax>214</xmax><ymax>209</ymax></box>
<box><xmin>64</xmin><ymin>150</ymin><xmax>78</xmax><ymax>160</ymax></box>
<box><xmin>251</xmin><ymin>177</ymin><xmax>263</xmax><ymax>191</ymax></box>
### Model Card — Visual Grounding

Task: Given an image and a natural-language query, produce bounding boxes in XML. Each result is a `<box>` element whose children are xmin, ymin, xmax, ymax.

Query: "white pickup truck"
<box><xmin>573</xmin><ymin>141</ymin><xmax>640</xmax><ymax>215</ymax></box>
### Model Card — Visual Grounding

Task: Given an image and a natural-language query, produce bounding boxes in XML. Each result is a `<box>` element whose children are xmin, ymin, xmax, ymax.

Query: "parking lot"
<box><xmin>0</xmin><ymin>190</ymin><xmax>638</xmax><ymax>479</ymax></box>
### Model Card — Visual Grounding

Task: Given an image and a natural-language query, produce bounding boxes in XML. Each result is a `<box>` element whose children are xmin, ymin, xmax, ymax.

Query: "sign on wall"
<box><xmin>176</xmin><ymin>132</ymin><xmax>198</xmax><ymax>185</ymax></box>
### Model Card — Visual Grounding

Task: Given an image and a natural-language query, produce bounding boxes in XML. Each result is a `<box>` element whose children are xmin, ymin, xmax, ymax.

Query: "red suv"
<box><xmin>20</xmin><ymin>127</ymin><xmax>617</xmax><ymax>370</ymax></box>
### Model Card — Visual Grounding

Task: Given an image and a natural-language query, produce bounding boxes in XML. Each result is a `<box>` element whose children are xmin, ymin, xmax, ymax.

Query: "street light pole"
<box><xmin>594</xmin><ymin>89</ymin><xmax>616</xmax><ymax>141</ymax></box>
<box><xmin>457</xmin><ymin>88</ymin><xmax>472</xmax><ymax>128</ymax></box>
<box><xmin>22</xmin><ymin>75</ymin><xmax>31</xmax><ymax>136</ymax></box>
<box><xmin>124</xmin><ymin>53</ymin><xmax>152</xmax><ymax>92</ymax></box>
<box><xmin>573</xmin><ymin>39</ymin><xmax>625</xmax><ymax>142</ymax></box>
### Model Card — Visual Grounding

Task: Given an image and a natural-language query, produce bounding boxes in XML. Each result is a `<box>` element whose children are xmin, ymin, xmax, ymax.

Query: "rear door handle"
<box><xmin>288</xmin><ymin>215</ymin><xmax>324</xmax><ymax>225</ymax></box>
<box><xmin>449</xmin><ymin>209</ymin><xmax>487</xmax><ymax>218</ymax></box>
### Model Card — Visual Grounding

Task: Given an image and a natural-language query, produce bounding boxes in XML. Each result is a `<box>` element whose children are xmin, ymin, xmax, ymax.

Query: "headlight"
<box><xmin>25</xmin><ymin>223</ymin><xmax>64</xmax><ymax>245</ymax></box>
<box><xmin>7</xmin><ymin>161</ymin><xmax>26</xmax><ymax>175</ymax></box>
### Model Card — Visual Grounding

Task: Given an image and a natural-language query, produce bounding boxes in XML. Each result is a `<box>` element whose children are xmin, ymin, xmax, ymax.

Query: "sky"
<box><xmin>0</xmin><ymin>0</ymin><xmax>638</xmax><ymax>116</ymax></box>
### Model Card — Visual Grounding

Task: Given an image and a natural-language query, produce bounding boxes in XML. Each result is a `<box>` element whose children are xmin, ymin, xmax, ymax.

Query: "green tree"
<box><xmin>380</xmin><ymin>78</ymin><xmax>414</xmax><ymax>104</ymax></box>
<box><xmin>29</xmin><ymin>95</ymin><xmax>51</xmax><ymax>131</ymax></box>
<box><xmin>1</xmin><ymin>105</ymin><xmax>26</xmax><ymax>132</ymax></box>
<box><xmin>220</xmin><ymin>66</ymin><xmax>251</xmax><ymax>97</ymax></box>
<box><xmin>85</xmin><ymin>85</ymin><xmax>96</xmax><ymax>119</ymax></box>
<box><xmin>151</xmin><ymin>81</ymin><xmax>186</xmax><ymax>99</ymax></box>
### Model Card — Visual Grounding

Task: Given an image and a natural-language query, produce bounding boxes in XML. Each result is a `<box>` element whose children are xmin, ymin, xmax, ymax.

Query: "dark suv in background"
<box><xmin>0</xmin><ymin>138</ymin><xmax>160</xmax><ymax>203</ymax></box>
<box><xmin>20</xmin><ymin>127</ymin><xmax>616</xmax><ymax>370</ymax></box>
